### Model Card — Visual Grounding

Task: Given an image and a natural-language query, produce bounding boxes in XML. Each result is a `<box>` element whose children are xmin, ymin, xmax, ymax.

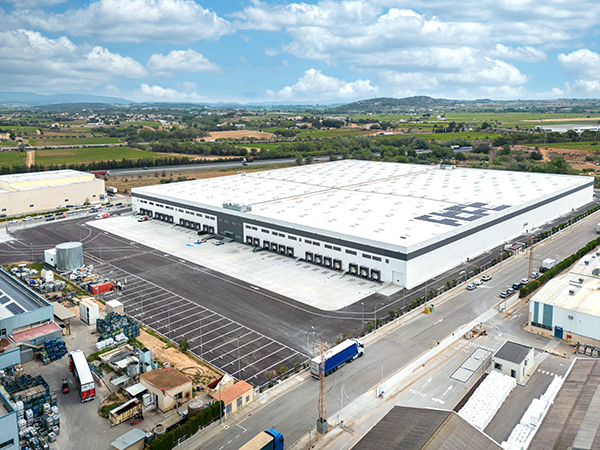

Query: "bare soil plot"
<box><xmin>205</xmin><ymin>130</ymin><xmax>274</xmax><ymax>140</ymax></box>
<box><xmin>136</xmin><ymin>329</ymin><xmax>221</xmax><ymax>386</ymax></box>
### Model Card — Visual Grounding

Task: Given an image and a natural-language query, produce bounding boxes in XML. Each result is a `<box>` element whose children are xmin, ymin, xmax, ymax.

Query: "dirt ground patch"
<box><xmin>205</xmin><ymin>130</ymin><xmax>274</xmax><ymax>140</ymax></box>
<box><xmin>514</xmin><ymin>145</ymin><xmax>600</xmax><ymax>171</ymax></box>
<box><xmin>136</xmin><ymin>329</ymin><xmax>221</xmax><ymax>387</ymax></box>
<box><xmin>25</xmin><ymin>150</ymin><xmax>34</xmax><ymax>168</ymax></box>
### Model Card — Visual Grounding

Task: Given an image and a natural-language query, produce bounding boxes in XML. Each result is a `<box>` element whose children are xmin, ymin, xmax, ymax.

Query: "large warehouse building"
<box><xmin>529</xmin><ymin>251</ymin><xmax>600</xmax><ymax>344</ymax></box>
<box><xmin>131</xmin><ymin>160</ymin><xmax>592</xmax><ymax>289</ymax></box>
<box><xmin>0</xmin><ymin>169</ymin><xmax>105</xmax><ymax>217</ymax></box>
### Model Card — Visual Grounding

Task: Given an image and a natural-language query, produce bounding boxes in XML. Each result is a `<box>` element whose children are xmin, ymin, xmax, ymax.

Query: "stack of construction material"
<box><xmin>96</xmin><ymin>313</ymin><xmax>139</xmax><ymax>341</ymax></box>
<box><xmin>458</xmin><ymin>370</ymin><xmax>516</xmax><ymax>430</ymax></box>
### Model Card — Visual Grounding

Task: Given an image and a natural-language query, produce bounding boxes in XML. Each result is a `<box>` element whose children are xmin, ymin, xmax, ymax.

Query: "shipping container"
<box><xmin>90</xmin><ymin>281</ymin><xmax>112</xmax><ymax>295</ymax></box>
<box><xmin>310</xmin><ymin>339</ymin><xmax>364</xmax><ymax>378</ymax></box>
<box><xmin>239</xmin><ymin>429</ymin><xmax>284</xmax><ymax>450</ymax></box>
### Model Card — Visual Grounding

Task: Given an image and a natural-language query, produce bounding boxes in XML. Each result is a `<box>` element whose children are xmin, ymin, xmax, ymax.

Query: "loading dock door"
<box><xmin>253</xmin><ymin>238</ymin><xmax>260</xmax><ymax>247</ymax></box>
<box><xmin>246</xmin><ymin>236</ymin><xmax>253</xmax><ymax>245</ymax></box>
<box><xmin>287</xmin><ymin>247</ymin><xmax>294</xmax><ymax>257</ymax></box>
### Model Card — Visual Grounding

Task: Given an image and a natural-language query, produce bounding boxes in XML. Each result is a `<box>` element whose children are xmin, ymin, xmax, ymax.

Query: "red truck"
<box><xmin>90</xmin><ymin>170</ymin><xmax>111</xmax><ymax>176</ymax></box>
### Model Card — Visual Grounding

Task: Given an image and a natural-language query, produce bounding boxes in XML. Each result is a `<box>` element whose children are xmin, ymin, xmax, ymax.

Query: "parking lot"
<box><xmin>89</xmin><ymin>255</ymin><xmax>309</xmax><ymax>384</ymax></box>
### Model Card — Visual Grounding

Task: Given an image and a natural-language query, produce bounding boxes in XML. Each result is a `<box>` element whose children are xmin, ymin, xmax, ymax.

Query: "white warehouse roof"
<box><xmin>133</xmin><ymin>160</ymin><xmax>591</xmax><ymax>248</ymax></box>
<box><xmin>0</xmin><ymin>169</ymin><xmax>88</xmax><ymax>185</ymax></box>
<box><xmin>532</xmin><ymin>252</ymin><xmax>600</xmax><ymax>316</ymax></box>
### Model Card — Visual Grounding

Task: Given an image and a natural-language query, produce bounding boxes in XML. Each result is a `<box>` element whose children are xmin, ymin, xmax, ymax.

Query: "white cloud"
<box><xmin>147</xmin><ymin>49</ymin><xmax>220</xmax><ymax>75</ymax></box>
<box><xmin>137</xmin><ymin>83</ymin><xmax>206</xmax><ymax>102</ymax></box>
<box><xmin>558</xmin><ymin>49</ymin><xmax>600</xmax><ymax>79</ymax></box>
<box><xmin>488</xmin><ymin>44</ymin><xmax>546</xmax><ymax>62</ymax></box>
<box><xmin>0</xmin><ymin>29</ymin><xmax>146</xmax><ymax>91</ymax></box>
<box><xmin>17</xmin><ymin>0</ymin><xmax>234</xmax><ymax>44</ymax></box>
<box><xmin>267</xmin><ymin>68</ymin><xmax>378</xmax><ymax>101</ymax></box>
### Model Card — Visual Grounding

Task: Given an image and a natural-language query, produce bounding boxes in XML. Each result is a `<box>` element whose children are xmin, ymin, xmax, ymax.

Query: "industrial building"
<box><xmin>132</xmin><ymin>160</ymin><xmax>592</xmax><ymax>289</ymax></box>
<box><xmin>0</xmin><ymin>269</ymin><xmax>62</xmax><ymax>362</ymax></box>
<box><xmin>529</xmin><ymin>250</ymin><xmax>600</xmax><ymax>344</ymax></box>
<box><xmin>0</xmin><ymin>169</ymin><xmax>105</xmax><ymax>217</ymax></box>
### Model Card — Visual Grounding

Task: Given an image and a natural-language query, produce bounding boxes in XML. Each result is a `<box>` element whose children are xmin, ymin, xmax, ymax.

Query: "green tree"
<box><xmin>179</xmin><ymin>338</ymin><xmax>189</xmax><ymax>353</ymax></box>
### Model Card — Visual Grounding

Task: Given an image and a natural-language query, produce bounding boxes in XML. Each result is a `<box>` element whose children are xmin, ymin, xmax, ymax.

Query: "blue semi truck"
<box><xmin>239</xmin><ymin>429</ymin><xmax>284</xmax><ymax>450</ymax></box>
<box><xmin>310</xmin><ymin>339</ymin><xmax>364</xmax><ymax>378</ymax></box>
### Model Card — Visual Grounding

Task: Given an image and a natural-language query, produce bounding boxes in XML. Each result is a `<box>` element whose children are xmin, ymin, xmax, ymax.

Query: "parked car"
<box><xmin>499</xmin><ymin>291</ymin><xmax>508</xmax><ymax>298</ymax></box>
<box><xmin>521</xmin><ymin>278</ymin><xmax>530</xmax><ymax>285</ymax></box>
<box><xmin>44</xmin><ymin>213</ymin><xmax>52</xmax><ymax>218</ymax></box>
<box><xmin>466</xmin><ymin>283</ymin><xmax>476</xmax><ymax>291</ymax></box>
<box><xmin>215</xmin><ymin>240</ymin><xmax>224</xmax><ymax>246</ymax></box>
<box><xmin>34</xmin><ymin>215</ymin><xmax>43</xmax><ymax>219</ymax></box>
<box><xmin>45</xmin><ymin>217</ymin><xmax>55</xmax><ymax>222</ymax></box>
<box><xmin>137</xmin><ymin>216</ymin><xmax>149</xmax><ymax>222</ymax></box>
<box><xmin>473</xmin><ymin>279</ymin><xmax>483</xmax><ymax>286</ymax></box>
<box><xmin>512</xmin><ymin>282</ymin><xmax>522</xmax><ymax>290</ymax></box>
<box><xmin>481</xmin><ymin>274</ymin><xmax>492</xmax><ymax>282</ymax></box>
<box><xmin>66</xmin><ymin>204</ymin><xmax>74</xmax><ymax>208</ymax></box>
<box><xmin>9</xmin><ymin>219</ymin><xmax>18</xmax><ymax>224</ymax></box>
<box><xmin>531</xmin><ymin>272</ymin><xmax>539</xmax><ymax>279</ymax></box>
<box><xmin>23</xmin><ymin>216</ymin><xmax>31</xmax><ymax>221</ymax></box>
<box><xmin>506</xmin><ymin>287</ymin><xmax>515</xmax><ymax>295</ymax></box>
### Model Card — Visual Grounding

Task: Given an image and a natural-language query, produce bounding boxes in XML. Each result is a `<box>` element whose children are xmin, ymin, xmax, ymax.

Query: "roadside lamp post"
<box><xmin>361</xmin><ymin>303</ymin><xmax>364</xmax><ymax>334</ymax></box>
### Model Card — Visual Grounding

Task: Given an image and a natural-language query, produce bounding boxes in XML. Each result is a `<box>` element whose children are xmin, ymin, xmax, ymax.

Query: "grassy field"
<box><xmin>295</xmin><ymin>129</ymin><xmax>372</xmax><ymax>138</ymax></box>
<box><xmin>30</xmin><ymin>137</ymin><xmax>122</xmax><ymax>146</ymax></box>
<box><xmin>0</xmin><ymin>142</ymin><xmax>17</xmax><ymax>146</ymax></box>
<box><xmin>0</xmin><ymin>151</ymin><xmax>26</xmax><ymax>166</ymax></box>
<box><xmin>34</xmin><ymin>147</ymin><xmax>169</xmax><ymax>166</ymax></box>
<box><xmin>375</xmin><ymin>131</ymin><xmax>502</xmax><ymax>141</ymax></box>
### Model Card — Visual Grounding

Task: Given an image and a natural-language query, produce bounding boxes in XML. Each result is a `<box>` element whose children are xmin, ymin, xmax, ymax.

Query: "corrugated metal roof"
<box><xmin>351</xmin><ymin>406</ymin><xmax>502</xmax><ymax>450</ymax></box>
<box><xmin>125</xmin><ymin>383</ymin><xmax>147</xmax><ymax>397</ymax></box>
<box><xmin>111</xmin><ymin>428</ymin><xmax>147</xmax><ymax>450</ymax></box>
<box><xmin>529</xmin><ymin>359</ymin><xmax>600</xmax><ymax>450</ymax></box>
<box><xmin>493</xmin><ymin>341</ymin><xmax>532</xmax><ymax>365</ymax></box>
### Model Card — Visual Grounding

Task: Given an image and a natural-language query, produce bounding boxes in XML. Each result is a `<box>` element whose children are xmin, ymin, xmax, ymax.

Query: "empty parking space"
<box><xmin>88</xmin><ymin>254</ymin><xmax>308</xmax><ymax>384</ymax></box>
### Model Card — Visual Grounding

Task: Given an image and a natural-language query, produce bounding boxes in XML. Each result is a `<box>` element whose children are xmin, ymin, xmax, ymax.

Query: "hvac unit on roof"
<box><xmin>579</xmin><ymin>278</ymin><xmax>584</xmax><ymax>283</ymax></box>
<box><xmin>569</xmin><ymin>289</ymin><xmax>575</xmax><ymax>295</ymax></box>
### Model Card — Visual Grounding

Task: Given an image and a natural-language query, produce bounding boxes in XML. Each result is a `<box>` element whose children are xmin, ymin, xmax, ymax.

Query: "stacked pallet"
<box><xmin>40</xmin><ymin>339</ymin><xmax>68</xmax><ymax>364</ymax></box>
<box><xmin>96</xmin><ymin>313</ymin><xmax>140</xmax><ymax>341</ymax></box>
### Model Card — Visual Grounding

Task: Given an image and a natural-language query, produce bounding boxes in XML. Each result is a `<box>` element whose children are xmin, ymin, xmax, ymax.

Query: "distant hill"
<box><xmin>0</xmin><ymin>91</ymin><xmax>133</xmax><ymax>107</ymax></box>
<box><xmin>331</xmin><ymin>96</ymin><xmax>458</xmax><ymax>113</ymax></box>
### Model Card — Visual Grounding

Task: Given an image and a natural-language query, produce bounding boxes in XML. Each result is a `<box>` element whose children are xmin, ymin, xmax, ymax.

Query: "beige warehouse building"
<box><xmin>0</xmin><ymin>170</ymin><xmax>105</xmax><ymax>217</ymax></box>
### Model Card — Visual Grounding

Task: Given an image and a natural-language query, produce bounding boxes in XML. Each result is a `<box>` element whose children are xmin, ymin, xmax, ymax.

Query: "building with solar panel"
<box><xmin>131</xmin><ymin>160</ymin><xmax>592</xmax><ymax>289</ymax></box>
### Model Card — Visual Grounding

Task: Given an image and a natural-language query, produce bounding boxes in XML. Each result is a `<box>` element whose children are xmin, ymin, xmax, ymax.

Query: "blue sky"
<box><xmin>1</xmin><ymin>0</ymin><xmax>600</xmax><ymax>104</ymax></box>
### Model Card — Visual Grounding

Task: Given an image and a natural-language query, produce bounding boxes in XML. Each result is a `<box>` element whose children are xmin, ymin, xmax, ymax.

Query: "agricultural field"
<box><xmin>0</xmin><ymin>151</ymin><xmax>26</xmax><ymax>166</ymax></box>
<box><xmin>206</xmin><ymin>130</ymin><xmax>274</xmax><ymax>140</ymax></box>
<box><xmin>121</xmin><ymin>121</ymin><xmax>162</xmax><ymax>127</ymax></box>
<box><xmin>34</xmin><ymin>146</ymin><xmax>168</xmax><ymax>166</ymax></box>
<box><xmin>295</xmin><ymin>128</ymin><xmax>372</xmax><ymax>138</ymax></box>
<box><xmin>375</xmin><ymin>131</ymin><xmax>502</xmax><ymax>141</ymax></box>
<box><xmin>30</xmin><ymin>137</ymin><xmax>122</xmax><ymax>146</ymax></box>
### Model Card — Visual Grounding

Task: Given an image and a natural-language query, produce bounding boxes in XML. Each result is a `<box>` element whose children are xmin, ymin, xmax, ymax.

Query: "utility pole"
<box><xmin>316</xmin><ymin>340</ymin><xmax>329</xmax><ymax>434</ymax></box>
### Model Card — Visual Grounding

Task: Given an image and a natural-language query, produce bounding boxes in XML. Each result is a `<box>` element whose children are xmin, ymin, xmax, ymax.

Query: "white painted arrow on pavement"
<box><xmin>443</xmin><ymin>385</ymin><xmax>453</xmax><ymax>396</ymax></box>
<box><xmin>422</xmin><ymin>378</ymin><xmax>432</xmax><ymax>389</ymax></box>
<box><xmin>434</xmin><ymin>319</ymin><xmax>443</xmax><ymax>325</ymax></box>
